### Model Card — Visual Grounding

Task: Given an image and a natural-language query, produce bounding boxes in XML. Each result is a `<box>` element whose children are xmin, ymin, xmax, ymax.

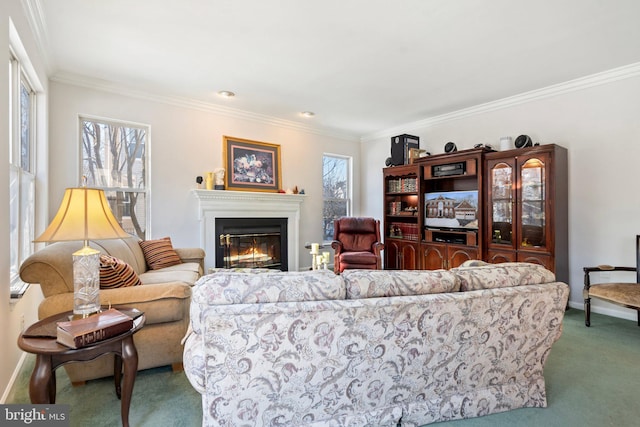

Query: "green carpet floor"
<box><xmin>6</xmin><ymin>308</ymin><xmax>640</xmax><ymax>426</ymax></box>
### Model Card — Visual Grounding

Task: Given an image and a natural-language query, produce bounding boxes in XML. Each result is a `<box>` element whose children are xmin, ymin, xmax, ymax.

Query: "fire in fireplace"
<box><xmin>215</xmin><ymin>218</ymin><xmax>288</xmax><ymax>270</ymax></box>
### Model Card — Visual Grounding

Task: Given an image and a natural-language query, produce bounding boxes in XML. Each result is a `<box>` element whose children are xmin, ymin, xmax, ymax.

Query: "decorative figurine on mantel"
<box><xmin>213</xmin><ymin>168</ymin><xmax>225</xmax><ymax>190</ymax></box>
<box><xmin>205</xmin><ymin>172</ymin><xmax>214</xmax><ymax>190</ymax></box>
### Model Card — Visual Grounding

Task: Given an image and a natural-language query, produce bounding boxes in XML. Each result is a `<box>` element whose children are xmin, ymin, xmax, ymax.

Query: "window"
<box><xmin>80</xmin><ymin>117</ymin><xmax>149</xmax><ymax>239</ymax></box>
<box><xmin>322</xmin><ymin>154</ymin><xmax>351</xmax><ymax>242</ymax></box>
<box><xmin>9</xmin><ymin>51</ymin><xmax>36</xmax><ymax>297</ymax></box>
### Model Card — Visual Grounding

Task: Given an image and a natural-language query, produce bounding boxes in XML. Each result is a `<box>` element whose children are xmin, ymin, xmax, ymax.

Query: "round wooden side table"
<box><xmin>17</xmin><ymin>308</ymin><xmax>145</xmax><ymax>427</ymax></box>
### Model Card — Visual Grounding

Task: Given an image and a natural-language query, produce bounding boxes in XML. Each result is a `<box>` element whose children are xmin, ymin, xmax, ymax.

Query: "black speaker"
<box><xmin>514</xmin><ymin>135</ymin><xmax>532</xmax><ymax>148</ymax></box>
<box><xmin>390</xmin><ymin>134</ymin><xmax>419</xmax><ymax>166</ymax></box>
<box><xmin>444</xmin><ymin>141</ymin><xmax>457</xmax><ymax>153</ymax></box>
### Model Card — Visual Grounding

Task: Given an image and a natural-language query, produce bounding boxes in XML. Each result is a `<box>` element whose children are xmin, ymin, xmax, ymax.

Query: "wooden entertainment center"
<box><xmin>383</xmin><ymin>144</ymin><xmax>568</xmax><ymax>283</ymax></box>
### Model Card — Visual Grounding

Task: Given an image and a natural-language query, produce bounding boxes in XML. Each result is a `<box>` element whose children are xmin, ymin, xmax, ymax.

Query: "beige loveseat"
<box><xmin>20</xmin><ymin>236</ymin><xmax>205</xmax><ymax>383</ymax></box>
<box><xmin>184</xmin><ymin>263</ymin><xmax>569</xmax><ymax>426</ymax></box>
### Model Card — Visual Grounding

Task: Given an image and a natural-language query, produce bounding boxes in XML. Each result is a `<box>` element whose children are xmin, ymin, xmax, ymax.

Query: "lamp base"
<box><xmin>72</xmin><ymin>246</ymin><xmax>101</xmax><ymax>317</ymax></box>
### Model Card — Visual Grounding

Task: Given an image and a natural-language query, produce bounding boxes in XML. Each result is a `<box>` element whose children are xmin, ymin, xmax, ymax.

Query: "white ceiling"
<box><xmin>34</xmin><ymin>0</ymin><xmax>640</xmax><ymax>138</ymax></box>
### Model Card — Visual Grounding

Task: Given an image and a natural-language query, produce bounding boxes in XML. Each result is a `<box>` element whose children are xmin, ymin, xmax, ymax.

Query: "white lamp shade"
<box><xmin>35</xmin><ymin>187</ymin><xmax>130</xmax><ymax>242</ymax></box>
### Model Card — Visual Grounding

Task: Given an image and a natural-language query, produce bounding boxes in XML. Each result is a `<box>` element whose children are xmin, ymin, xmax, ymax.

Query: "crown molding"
<box><xmin>23</xmin><ymin>0</ymin><xmax>355</xmax><ymax>141</ymax></box>
<box><xmin>361</xmin><ymin>62</ymin><xmax>640</xmax><ymax>142</ymax></box>
<box><xmin>49</xmin><ymin>72</ymin><xmax>359</xmax><ymax>142</ymax></box>
<box><xmin>23</xmin><ymin>0</ymin><xmax>640</xmax><ymax>144</ymax></box>
<box><xmin>21</xmin><ymin>0</ymin><xmax>53</xmax><ymax>74</ymax></box>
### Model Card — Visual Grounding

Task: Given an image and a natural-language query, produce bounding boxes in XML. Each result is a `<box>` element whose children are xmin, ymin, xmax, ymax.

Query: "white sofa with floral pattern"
<box><xmin>183</xmin><ymin>263</ymin><xmax>569</xmax><ymax>426</ymax></box>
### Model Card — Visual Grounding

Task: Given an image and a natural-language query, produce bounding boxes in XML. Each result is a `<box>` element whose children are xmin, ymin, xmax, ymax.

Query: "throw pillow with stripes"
<box><xmin>138</xmin><ymin>237</ymin><xmax>183</xmax><ymax>270</ymax></box>
<box><xmin>99</xmin><ymin>255</ymin><xmax>142</xmax><ymax>289</ymax></box>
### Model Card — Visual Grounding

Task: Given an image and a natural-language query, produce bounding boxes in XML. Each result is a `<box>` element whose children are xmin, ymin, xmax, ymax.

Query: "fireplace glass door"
<box><xmin>221</xmin><ymin>232</ymin><xmax>281</xmax><ymax>269</ymax></box>
<box><xmin>215</xmin><ymin>218</ymin><xmax>288</xmax><ymax>270</ymax></box>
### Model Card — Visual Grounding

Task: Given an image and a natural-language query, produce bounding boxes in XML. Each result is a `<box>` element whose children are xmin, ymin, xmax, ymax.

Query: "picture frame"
<box><xmin>223</xmin><ymin>136</ymin><xmax>282</xmax><ymax>192</ymax></box>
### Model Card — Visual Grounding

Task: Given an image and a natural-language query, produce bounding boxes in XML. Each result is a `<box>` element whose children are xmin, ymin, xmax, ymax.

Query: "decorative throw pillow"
<box><xmin>138</xmin><ymin>237</ymin><xmax>183</xmax><ymax>270</ymax></box>
<box><xmin>458</xmin><ymin>259</ymin><xmax>489</xmax><ymax>268</ymax></box>
<box><xmin>99</xmin><ymin>255</ymin><xmax>142</xmax><ymax>289</ymax></box>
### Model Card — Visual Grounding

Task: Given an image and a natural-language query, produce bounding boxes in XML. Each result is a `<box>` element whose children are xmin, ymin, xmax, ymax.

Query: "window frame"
<box><xmin>8</xmin><ymin>48</ymin><xmax>37</xmax><ymax>298</ymax></box>
<box><xmin>322</xmin><ymin>153</ymin><xmax>352</xmax><ymax>243</ymax></box>
<box><xmin>79</xmin><ymin>115</ymin><xmax>150</xmax><ymax>240</ymax></box>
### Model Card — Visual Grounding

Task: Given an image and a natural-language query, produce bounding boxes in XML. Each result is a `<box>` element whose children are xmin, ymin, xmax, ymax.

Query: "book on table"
<box><xmin>56</xmin><ymin>308</ymin><xmax>134</xmax><ymax>349</ymax></box>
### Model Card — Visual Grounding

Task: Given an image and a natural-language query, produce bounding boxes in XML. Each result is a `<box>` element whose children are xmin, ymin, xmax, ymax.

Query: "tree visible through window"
<box><xmin>322</xmin><ymin>155</ymin><xmax>351</xmax><ymax>242</ymax></box>
<box><xmin>81</xmin><ymin>118</ymin><xmax>148</xmax><ymax>239</ymax></box>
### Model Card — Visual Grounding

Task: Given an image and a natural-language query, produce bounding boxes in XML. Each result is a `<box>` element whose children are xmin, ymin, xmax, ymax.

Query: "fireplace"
<box><xmin>215</xmin><ymin>217</ymin><xmax>288</xmax><ymax>270</ymax></box>
<box><xmin>193</xmin><ymin>189</ymin><xmax>305</xmax><ymax>271</ymax></box>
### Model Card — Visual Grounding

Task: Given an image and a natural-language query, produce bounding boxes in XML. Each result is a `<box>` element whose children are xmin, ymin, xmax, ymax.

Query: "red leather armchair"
<box><xmin>331</xmin><ymin>217</ymin><xmax>384</xmax><ymax>273</ymax></box>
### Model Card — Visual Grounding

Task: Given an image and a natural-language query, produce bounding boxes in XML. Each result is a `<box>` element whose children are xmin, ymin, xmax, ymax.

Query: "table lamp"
<box><xmin>34</xmin><ymin>186</ymin><xmax>130</xmax><ymax>317</ymax></box>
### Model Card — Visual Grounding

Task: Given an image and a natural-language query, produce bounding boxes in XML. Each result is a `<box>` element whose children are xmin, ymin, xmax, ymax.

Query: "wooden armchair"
<box><xmin>583</xmin><ymin>235</ymin><xmax>640</xmax><ymax>326</ymax></box>
<box><xmin>331</xmin><ymin>217</ymin><xmax>384</xmax><ymax>274</ymax></box>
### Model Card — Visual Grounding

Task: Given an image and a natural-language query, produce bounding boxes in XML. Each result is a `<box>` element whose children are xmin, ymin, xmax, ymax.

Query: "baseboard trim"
<box><xmin>567</xmin><ymin>300</ymin><xmax>637</xmax><ymax>322</ymax></box>
<box><xmin>0</xmin><ymin>352</ymin><xmax>28</xmax><ymax>404</ymax></box>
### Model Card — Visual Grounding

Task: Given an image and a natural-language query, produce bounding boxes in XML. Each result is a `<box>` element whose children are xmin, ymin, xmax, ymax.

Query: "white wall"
<box><xmin>361</xmin><ymin>73</ymin><xmax>640</xmax><ymax>320</ymax></box>
<box><xmin>48</xmin><ymin>81</ymin><xmax>361</xmax><ymax>270</ymax></box>
<box><xmin>1</xmin><ymin>1</ymin><xmax>49</xmax><ymax>401</ymax></box>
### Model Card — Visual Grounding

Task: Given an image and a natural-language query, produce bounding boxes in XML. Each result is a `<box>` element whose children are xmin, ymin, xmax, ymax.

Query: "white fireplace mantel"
<box><xmin>192</xmin><ymin>189</ymin><xmax>305</xmax><ymax>271</ymax></box>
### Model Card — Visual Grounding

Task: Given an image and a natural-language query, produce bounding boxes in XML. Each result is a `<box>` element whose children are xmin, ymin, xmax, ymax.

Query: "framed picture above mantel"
<box><xmin>223</xmin><ymin>136</ymin><xmax>282</xmax><ymax>192</ymax></box>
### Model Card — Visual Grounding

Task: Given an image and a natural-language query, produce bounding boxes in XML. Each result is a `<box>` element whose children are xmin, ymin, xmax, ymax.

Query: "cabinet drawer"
<box><xmin>487</xmin><ymin>249</ymin><xmax>517</xmax><ymax>264</ymax></box>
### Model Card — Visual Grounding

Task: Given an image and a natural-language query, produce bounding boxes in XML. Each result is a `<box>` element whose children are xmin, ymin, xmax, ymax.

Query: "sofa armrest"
<box><xmin>372</xmin><ymin>241</ymin><xmax>384</xmax><ymax>254</ymax></box>
<box><xmin>38</xmin><ymin>282</ymin><xmax>192</xmax><ymax>323</ymax></box>
<box><xmin>19</xmin><ymin>242</ymin><xmax>81</xmax><ymax>297</ymax></box>
<box><xmin>175</xmin><ymin>247</ymin><xmax>205</xmax><ymax>274</ymax></box>
<box><xmin>183</xmin><ymin>332</ymin><xmax>206</xmax><ymax>394</ymax></box>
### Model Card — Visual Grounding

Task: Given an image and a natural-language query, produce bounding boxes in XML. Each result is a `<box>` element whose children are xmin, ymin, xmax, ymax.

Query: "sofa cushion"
<box><xmin>192</xmin><ymin>269</ymin><xmax>345</xmax><ymax>306</ymax></box>
<box><xmin>338</xmin><ymin>251</ymin><xmax>378</xmax><ymax>266</ymax></box>
<box><xmin>139</xmin><ymin>237</ymin><xmax>182</xmax><ymax>270</ymax></box>
<box><xmin>99</xmin><ymin>255</ymin><xmax>142</xmax><ymax>289</ymax></box>
<box><xmin>342</xmin><ymin>269</ymin><xmax>460</xmax><ymax>299</ymax></box>
<box><xmin>138</xmin><ymin>262</ymin><xmax>201</xmax><ymax>286</ymax></box>
<box><xmin>452</xmin><ymin>262</ymin><xmax>556</xmax><ymax>291</ymax></box>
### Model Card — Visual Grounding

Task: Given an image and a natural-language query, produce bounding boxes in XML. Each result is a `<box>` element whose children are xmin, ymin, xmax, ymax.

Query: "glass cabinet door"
<box><xmin>519</xmin><ymin>157</ymin><xmax>546</xmax><ymax>248</ymax></box>
<box><xmin>489</xmin><ymin>161</ymin><xmax>514</xmax><ymax>245</ymax></box>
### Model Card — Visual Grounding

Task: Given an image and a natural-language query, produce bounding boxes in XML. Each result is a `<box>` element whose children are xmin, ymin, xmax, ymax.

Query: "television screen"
<box><xmin>425</xmin><ymin>190</ymin><xmax>479</xmax><ymax>230</ymax></box>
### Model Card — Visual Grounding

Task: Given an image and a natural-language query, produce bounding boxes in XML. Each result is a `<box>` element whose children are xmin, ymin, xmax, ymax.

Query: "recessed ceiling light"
<box><xmin>300</xmin><ymin>111</ymin><xmax>315</xmax><ymax>118</ymax></box>
<box><xmin>217</xmin><ymin>90</ymin><xmax>235</xmax><ymax>98</ymax></box>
